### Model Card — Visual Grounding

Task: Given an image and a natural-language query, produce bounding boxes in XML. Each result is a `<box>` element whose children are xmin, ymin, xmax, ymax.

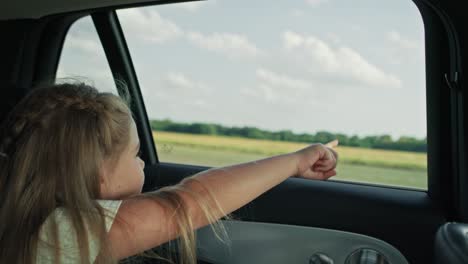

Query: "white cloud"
<box><xmin>118</xmin><ymin>8</ymin><xmax>183</xmax><ymax>44</ymax></box>
<box><xmin>283</xmin><ymin>31</ymin><xmax>402</xmax><ymax>89</ymax></box>
<box><xmin>118</xmin><ymin>9</ymin><xmax>262</xmax><ymax>60</ymax></box>
<box><xmin>65</xmin><ymin>35</ymin><xmax>101</xmax><ymax>55</ymax></box>
<box><xmin>256</xmin><ymin>68</ymin><xmax>311</xmax><ymax>91</ymax></box>
<box><xmin>386</xmin><ymin>30</ymin><xmax>419</xmax><ymax>50</ymax></box>
<box><xmin>163</xmin><ymin>72</ymin><xmax>212</xmax><ymax>94</ymax></box>
<box><xmin>242</xmin><ymin>68</ymin><xmax>314</xmax><ymax>104</ymax></box>
<box><xmin>142</xmin><ymin>72</ymin><xmax>213</xmax><ymax>112</ymax></box>
<box><xmin>187</xmin><ymin>31</ymin><xmax>263</xmax><ymax>59</ymax></box>
<box><xmin>284</xmin><ymin>31</ymin><xmax>305</xmax><ymax>50</ymax></box>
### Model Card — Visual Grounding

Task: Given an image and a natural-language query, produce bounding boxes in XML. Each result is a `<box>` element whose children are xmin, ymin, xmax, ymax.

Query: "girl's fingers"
<box><xmin>325</xmin><ymin>139</ymin><xmax>339</xmax><ymax>148</ymax></box>
<box><xmin>313</xmin><ymin>169</ymin><xmax>336</xmax><ymax>180</ymax></box>
<box><xmin>313</xmin><ymin>164</ymin><xmax>335</xmax><ymax>172</ymax></box>
<box><xmin>329</xmin><ymin>147</ymin><xmax>338</xmax><ymax>161</ymax></box>
<box><xmin>300</xmin><ymin>167</ymin><xmax>336</xmax><ymax>180</ymax></box>
<box><xmin>323</xmin><ymin>169</ymin><xmax>336</xmax><ymax>178</ymax></box>
<box><xmin>314</xmin><ymin>151</ymin><xmax>338</xmax><ymax>170</ymax></box>
<box><xmin>314</xmin><ymin>160</ymin><xmax>332</xmax><ymax>168</ymax></box>
<box><xmin>298</xmin><ymin>141</ymin><xmax>339</xmax><ymax>180</ymax></box>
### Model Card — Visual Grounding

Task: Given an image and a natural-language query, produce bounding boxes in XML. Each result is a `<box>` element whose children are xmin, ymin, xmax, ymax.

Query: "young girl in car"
<box><xmin>0</xmin><ymin>82</ymin><xmax>338</xmax><ymax>264</ymax></box>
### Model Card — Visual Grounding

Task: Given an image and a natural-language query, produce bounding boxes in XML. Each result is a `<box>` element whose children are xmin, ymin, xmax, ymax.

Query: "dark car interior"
<box><xmin>1</xmin><ymin>0</ymin><xmax>468</xmax><ymax>263</ymax></box>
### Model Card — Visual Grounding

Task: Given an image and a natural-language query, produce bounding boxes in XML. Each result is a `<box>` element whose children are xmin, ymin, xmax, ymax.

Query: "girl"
<box><xmin>0</xmin><ymin>82</ymin><xmax>338</xmax><ymax>264</ymax></box>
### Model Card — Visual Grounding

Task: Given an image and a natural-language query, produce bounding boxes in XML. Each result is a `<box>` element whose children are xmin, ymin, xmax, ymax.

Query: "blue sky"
<box><xmin>58</xmin><ymin>0</ymin><xmax>426</xmax><ymax>140</ymax></box>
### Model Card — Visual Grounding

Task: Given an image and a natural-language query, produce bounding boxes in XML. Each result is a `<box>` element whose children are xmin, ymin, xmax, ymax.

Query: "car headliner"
<box><xmin>0</xmin><ymin>0</ymin><xmax>197</xmax><ymax>20</ymax></box>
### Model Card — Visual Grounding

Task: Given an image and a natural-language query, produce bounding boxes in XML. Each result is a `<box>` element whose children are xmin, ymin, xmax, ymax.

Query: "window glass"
<box><xmin>56</xmin><ymin>16</ymin><xmax>117</xmax><ymax>94</ymax></box>
<box><xmin>118</xmin><ymin>0</ymin><xmax>427</xmax><ymax>189</ymax></box>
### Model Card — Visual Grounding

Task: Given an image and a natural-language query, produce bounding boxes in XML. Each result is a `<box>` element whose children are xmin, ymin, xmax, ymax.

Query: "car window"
<box><xmin>117</xmin><ymin>0</ymin><xmax>427</xmax><ymax>190</ymax></box>
<box><xmin>56</xmin><ymin>16</ymin><xmax>117</xmax><ymax>94</ymax></box>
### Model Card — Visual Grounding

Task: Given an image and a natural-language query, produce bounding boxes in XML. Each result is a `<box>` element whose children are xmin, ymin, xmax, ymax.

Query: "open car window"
<box><xmin>116</xmin><ymin>0</ymin><xmax>427</xmax><ymax>190</ymax></box>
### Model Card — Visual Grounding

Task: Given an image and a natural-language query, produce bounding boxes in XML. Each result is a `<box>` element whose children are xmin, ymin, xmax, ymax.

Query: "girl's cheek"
<box><xmin>137</xmin><ymin>159</ymin><xmax>145</xmax><ymax>176</ymax></box>
<box><xmin>139</xmin><ymin>158</ymin><xmax>145</xmax><ymax>169</ymax></box>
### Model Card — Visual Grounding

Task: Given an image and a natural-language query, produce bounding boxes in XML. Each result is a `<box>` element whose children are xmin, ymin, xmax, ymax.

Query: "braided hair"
<box><xmin>0</xmin><ymin>82</ymin><xmax>132</xmax><ymax>264</ymax></box>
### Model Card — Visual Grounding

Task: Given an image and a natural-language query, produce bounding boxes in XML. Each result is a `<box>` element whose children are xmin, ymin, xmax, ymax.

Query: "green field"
<box><xmin>152</xmin><ymin>131</ymin><xmax>427</xmax><ymax>190</ymax></box>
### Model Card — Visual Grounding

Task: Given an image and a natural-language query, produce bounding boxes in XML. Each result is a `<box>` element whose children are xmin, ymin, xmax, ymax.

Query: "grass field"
<box><xmin>152</xmin><ymin>131</ymin><xmax>427</xmax><ymax>190</ymax></box>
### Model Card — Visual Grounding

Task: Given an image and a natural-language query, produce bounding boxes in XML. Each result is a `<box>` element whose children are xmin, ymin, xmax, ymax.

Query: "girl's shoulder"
<box><xmin>36</xmin><ymin>199</ymin><xmax>122</xmax><ymax>263</ymax></box>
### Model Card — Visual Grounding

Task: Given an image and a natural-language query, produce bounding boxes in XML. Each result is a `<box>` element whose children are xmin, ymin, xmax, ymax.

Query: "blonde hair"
<box><xmin>0</xmin><ymin>82</ymin><xmax>228</xmax><ymax>264</ymax></box>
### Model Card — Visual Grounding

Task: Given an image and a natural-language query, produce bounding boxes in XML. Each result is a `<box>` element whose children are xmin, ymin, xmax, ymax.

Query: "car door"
<box><xmin>1</xmin><ymin>0</ymin><xmax>467</xmax><ymax>263</ymax></box>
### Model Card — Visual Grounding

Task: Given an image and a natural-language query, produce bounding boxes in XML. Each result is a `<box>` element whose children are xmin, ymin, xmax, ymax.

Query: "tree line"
<box><xmin>150</xmin><ymin>119</ymin><xmax>427</xmax><ymax>153</ymax></box>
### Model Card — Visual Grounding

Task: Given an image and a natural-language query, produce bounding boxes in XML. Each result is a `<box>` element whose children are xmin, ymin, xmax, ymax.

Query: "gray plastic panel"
<box><xmin>196</xmin><ymin>220</ymin><xmax>409</xmax><ymax>264</ymax></box>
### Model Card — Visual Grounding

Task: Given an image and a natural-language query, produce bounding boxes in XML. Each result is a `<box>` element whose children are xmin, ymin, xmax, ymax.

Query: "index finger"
<box><xmin>325</xmin><ymin>139</ymin><xmax>339</xmax><ymax>148</ymax></box>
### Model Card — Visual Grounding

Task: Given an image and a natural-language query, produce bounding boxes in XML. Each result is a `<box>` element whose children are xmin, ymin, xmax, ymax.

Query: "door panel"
<box><xmin>144</xmin><ymin>163</ymin><xmax>446</xmax><ymax>264</ymax></box>
<box><xmin>197</xmin><ymin>220</ymin><xmax>409</xmax><ymax>264</ymax></box>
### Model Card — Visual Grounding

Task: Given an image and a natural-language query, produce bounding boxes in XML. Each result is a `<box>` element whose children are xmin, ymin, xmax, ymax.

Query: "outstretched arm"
<box><xmin>107</xmin><ymin>141</ymin><xmax>338</xmax><ymax>260</ymax></box>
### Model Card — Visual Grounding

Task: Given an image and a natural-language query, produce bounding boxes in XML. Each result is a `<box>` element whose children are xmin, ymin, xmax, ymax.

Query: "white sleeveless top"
<box><xmin>36</xmin><ymin>200</ymin><xmax>122</xmax><ymax>263</ymax></box>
